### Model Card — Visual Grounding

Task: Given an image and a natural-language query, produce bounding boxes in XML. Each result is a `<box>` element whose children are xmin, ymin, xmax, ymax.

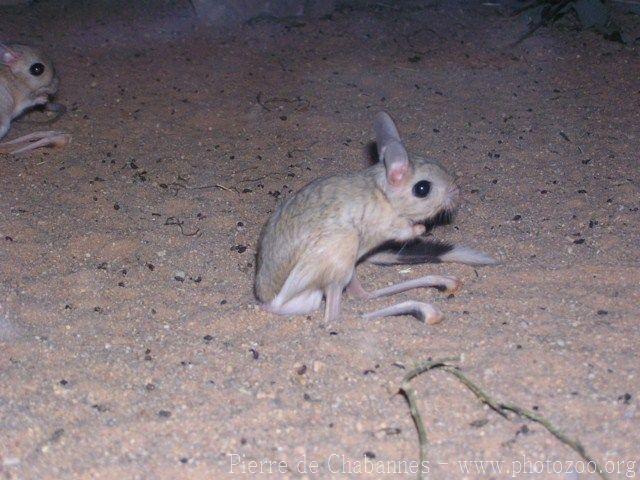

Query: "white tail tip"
<box><xmin>439</xmin><ymin>245</ymin><xmax>498</xmax><ymax>266</ymax></box>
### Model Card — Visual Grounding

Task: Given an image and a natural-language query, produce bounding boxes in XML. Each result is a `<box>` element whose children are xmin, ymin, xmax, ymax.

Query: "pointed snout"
<box><xmin>48</xmin><ymin>75</ymin><xmax>60</xmax><ymax>95</ymax></box>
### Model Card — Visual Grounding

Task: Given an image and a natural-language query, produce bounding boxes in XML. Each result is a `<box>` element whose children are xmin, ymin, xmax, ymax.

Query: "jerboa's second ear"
<box><xmin>0</xmin><ymin>43</ymin><xmax>19</xmax><ymax>65</ymax></box>
<box><xmin>374</xmin><ymin>111</ymin><xmax>410</xmax><ymax>186</ymax></box>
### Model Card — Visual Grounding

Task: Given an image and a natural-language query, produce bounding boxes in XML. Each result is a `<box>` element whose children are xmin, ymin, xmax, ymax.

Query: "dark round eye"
<box><xmin>29</xmin><ymin>63</ymin><xmax>45</xmax><ymax>76</ymax></box>
<box><xmin>412</xmin><ymin>180</ymin><xmax>431</xmax><ymax>198</ymax></box>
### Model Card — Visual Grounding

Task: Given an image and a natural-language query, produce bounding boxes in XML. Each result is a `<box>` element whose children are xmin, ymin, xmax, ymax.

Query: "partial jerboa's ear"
<box><xmin>0</xmin><ymin>43</ymin><xmax>19</xmax><ymax>65</ymax></box>
<box><xmin>374</xmin><ymin>111</ymin><xmax>411</xmax><ymax>186</ymax></box>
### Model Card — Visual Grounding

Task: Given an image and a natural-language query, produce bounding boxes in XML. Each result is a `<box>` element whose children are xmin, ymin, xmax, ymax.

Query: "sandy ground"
<box><xmin>0</xmin><ymin>1</ymin><xmax>639</xmax><ymax>479</ymax></box>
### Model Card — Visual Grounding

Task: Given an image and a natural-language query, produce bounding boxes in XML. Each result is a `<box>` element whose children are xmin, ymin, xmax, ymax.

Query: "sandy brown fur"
<box><xmin>254</xmin><ymin>111</ymin><xmax>491</xmax><ymax>323</ymax></box>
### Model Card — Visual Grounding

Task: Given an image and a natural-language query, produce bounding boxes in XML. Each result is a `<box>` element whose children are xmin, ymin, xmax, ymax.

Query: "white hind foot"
<box><xmin>262</xmin><ymin>284</ymin><xmax>346</xmax><ymax>322</ymax></box>
<box><xmin>262</xmin><ymin>290</ymin><xmax>323</xmax><ymax>316</ymax></box>
<box><xmin>363</xmin><ymin>301</ymin><xmax>443</xmax><ymax>325</ymax></box>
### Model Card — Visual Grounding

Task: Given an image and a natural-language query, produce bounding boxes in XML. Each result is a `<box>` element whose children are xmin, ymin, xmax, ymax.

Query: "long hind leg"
<box><xmin>362</xmin><ymin>301</ymin><xmax>444</xmax><ymax>325</ymax></box>
<box><xmin>348</xmin><ymin>272</ymin><xmax>458</xmax><ymax>324</ymax></box>
<box><xmin>347</xmin><ymin>273</ymin><xmax>461</xmax><ymax>299</ymax></box>
<box><xmin>323</xmin><ymin>283</ymin><xmax>343</xmax><ymax>323</ymax></box>
<box><xmin>0</xmin><ymin>131</ymin><xmax>71</xmax><ymax>154</ymax></box>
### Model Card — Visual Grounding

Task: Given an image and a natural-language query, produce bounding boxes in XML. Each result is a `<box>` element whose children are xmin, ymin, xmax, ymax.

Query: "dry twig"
<box><xmin>400</xmin><ymin>357</ymin><xmax>609</xmax><ymax>480</ymax></box>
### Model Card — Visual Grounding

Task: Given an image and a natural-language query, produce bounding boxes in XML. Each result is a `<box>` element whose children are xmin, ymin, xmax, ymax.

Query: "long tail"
<box><xmin>363</xmin><ymin>239</ymin><xmax>497</xmax><ymax>266</ymax></box>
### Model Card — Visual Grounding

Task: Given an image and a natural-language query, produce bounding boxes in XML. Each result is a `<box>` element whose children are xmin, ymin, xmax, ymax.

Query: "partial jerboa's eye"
<box><xmin>412</xmin><ymin>180</ymin><xmax>431</xmax><ymax>198</ymax></box>
<box><xmin>29</xmin><ymin>63</ymin><xmax>45</xmax><ymax>76</ymax></box>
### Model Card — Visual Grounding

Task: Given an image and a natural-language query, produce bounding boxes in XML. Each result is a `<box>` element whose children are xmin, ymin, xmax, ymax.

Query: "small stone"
<box><xmin>158</xmin><ymin>410</ymin><xmax>171</xmax><ymax>418</ymax></box>
<box><xmin>470</xmin><ymin>418</ymin><xmax>488</xmax><ymax>428</ymax></box>
<box><xmin>50</xmin><ymin>428</ymin><xmax>65</xmax><ymax>442</ymax></box>
<box><xmin>618</xmin><ymin>393</ymin><xmax>632</xmax><ymax>404</ymax></box>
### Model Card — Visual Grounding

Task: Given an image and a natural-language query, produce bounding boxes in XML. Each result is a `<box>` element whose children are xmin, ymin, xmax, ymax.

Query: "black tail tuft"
<box><xmin>362</xmin><ymin>239</ymin><xmax>455</xmax><ymax>265</ymax></box>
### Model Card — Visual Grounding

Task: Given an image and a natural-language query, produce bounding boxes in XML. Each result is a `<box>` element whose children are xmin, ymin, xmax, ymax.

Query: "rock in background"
<box><xmin>0</xmin><ymin>0</ymin><xmax>31</xmax><ymax>5</ymax></box>
<box><xmin>190</xmin><ymin>0</ymin><xmax>338</xmax><ymax>26</ymax></box>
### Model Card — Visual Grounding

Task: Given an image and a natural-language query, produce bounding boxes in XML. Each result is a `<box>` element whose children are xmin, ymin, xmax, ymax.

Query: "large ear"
<box><xmin>374</xmin><ymin>111</ymin><xmax>411</xmax><ymax>186</ymax></box>
<box><xmin>0</xmin><ymin>43</ymin><xmax>19</xmax><ymax>65</ymax></box>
